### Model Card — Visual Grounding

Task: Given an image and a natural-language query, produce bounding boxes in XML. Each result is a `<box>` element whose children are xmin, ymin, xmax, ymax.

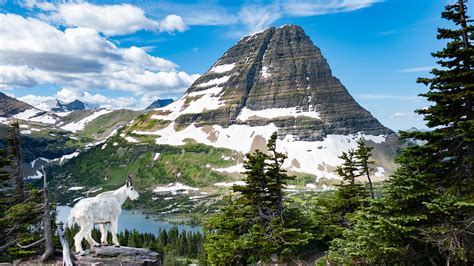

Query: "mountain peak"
<box><xmin>167</xmin><ymin>24</ymin><xmax>392</xmax><ymax>140</ymax></box>
<box><xmin>146</xmin><ymin>98</ymin><xmax>174</xmax><ymax>109</ymax></box>
<box><xmin>51</xmin><ymin>99</ymin><xmax>89</xmax><ymax>112</ymax></box>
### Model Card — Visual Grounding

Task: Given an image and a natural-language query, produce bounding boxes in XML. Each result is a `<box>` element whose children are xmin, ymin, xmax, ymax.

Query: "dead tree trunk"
<box><xmin>40</xmin><ymin>166</ymin><xmax>54</xmax><ymax>262</ymax></box>
<box><xmin>10</xmin><ymin>121</ymin><xmax>25</xmax><ymax>202</ymax></box>
<box><xmin>57</xmin><ymin>227</ymin><xmax>73</xmax><ymax>266</ymax></box>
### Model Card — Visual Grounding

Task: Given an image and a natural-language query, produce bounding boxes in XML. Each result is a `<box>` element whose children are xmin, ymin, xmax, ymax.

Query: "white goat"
<box><xmin>68</xmin><ymin>176</ymin><xmax>139</xmax><ymax>255</ymax></box>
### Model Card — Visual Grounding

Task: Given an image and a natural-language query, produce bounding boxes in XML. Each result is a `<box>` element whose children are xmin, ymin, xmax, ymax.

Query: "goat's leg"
<box><xmin>99</xmin><ymin>224</ymin><xmax>108</xmax><ymax>246</ymax></box>
<box><xmin>85</xmin><ymin>229</ymin><xmax>101</xmax><ymax>247</ymax></box>
<box><xmin>110</xmin><ymin>220</ymin><xmax>120</xmax><ymax>247</ymax></box>
<box><xmin>74</xmin><ymin>224</ymin><xmax>90</xmax><ymax>255</ymax></box>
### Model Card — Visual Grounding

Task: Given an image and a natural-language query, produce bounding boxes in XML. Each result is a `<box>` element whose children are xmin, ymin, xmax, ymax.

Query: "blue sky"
<box><xmin>0</xmin><ymin>0</ymin><xmax>471</xmax><ymax>131</ymax></box>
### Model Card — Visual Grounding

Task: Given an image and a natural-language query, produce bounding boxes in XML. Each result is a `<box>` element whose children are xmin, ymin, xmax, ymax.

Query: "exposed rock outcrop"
<box><xmin>73</xmin><ymin>246</ymin><xmax>161</xmax><ymax>266</ymax></box>
<box><xmin>179</xmin><ymin>25</ymin><xmax>393</xmax><ymax>141</ymax></box>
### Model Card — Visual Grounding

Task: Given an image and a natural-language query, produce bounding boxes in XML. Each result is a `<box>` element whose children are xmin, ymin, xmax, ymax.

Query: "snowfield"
<box><xmin>210</xmin><ymin>63</ymin><xmax>235</xmax><ymax>73</ymax></box>
<box><xmin>130</xmin><ymin>120</ymin><xmax>389</xmax><ymax>178</ymax></box>
<box><xmin>196</xmin><ymin>76</ymin><xmax>230</xmax><ymax>88</ymax></box>
<box><xmin>153</xmin><ymin>182</ymin><xmax>199</xmax><ymax>195</ymax></box>
<box><xmin>61</xmin><ymin>109</ymin><xmax>112</xmax><ymax>133</ymax></box>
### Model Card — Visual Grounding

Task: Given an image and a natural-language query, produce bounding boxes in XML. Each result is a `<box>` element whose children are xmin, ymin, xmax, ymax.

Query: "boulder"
<box><xmin>73</xmin><ymin>246</ymin><xmax>161</xmax><ymax>266</ymax></box>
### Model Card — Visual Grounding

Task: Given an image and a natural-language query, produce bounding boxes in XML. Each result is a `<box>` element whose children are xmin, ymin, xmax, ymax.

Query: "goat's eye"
<box><xmin>131</xmin><ymin>188</ymin><xmax>134</xmax><ymax>190</ymax></box>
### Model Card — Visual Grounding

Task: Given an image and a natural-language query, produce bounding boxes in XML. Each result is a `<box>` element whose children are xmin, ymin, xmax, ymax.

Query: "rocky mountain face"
<box><xmin>146</xmin><ymin>99</ymin><xmax>174</xmax><ymax>109</ymax></box>
<box><xmin>171</xmin><ymin>25</ymin><xmax>392</xmax><ymax>140</ymax></box>
<box><xmin>127</xmin><ymin>25</ymin><xmax>397</xmax><ymax>178</ymax></box>
<box><xmin>52</xmin><ymin>99</ymin><xmax>89</xmax><ymax>112</ymax></box>
<box><xmin>0</xmin><ymin>92</ymin><xmax>34</xmax><ymax>117</ymax></box>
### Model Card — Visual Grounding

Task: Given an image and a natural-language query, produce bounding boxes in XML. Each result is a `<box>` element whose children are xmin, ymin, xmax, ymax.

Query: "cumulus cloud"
<box><xmin>159</xmin><ymin>14</ymin><xmax>187</xmax><ymax>33</ymax></box>
<box><xmin>0</xmin><ymin>13</ymin><xmax>199</xmax><ymax>106</ymax></box>
<box><xmin>54</xmin><ymin>3</ymin><xmax>186</xmax><ymax>36</ymax></box>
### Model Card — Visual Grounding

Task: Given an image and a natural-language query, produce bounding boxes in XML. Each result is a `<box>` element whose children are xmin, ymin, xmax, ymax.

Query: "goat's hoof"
<box><xmin>77</xmin><ymin>251</ymin><xmax>85</xmax><ymax>256</ymax></box>
<box><xmin>101</xmin><ymin>243</ymin><xmax>108</xmax><ymax>246</ymax></box>
<box><xmin>93</xmin><ymin>244</ymin><xmax>101</xmax><ymax>247</ymax></box>
<box><xmin>114</xmin><ymin>245</ymin><xmax>120</xmax><ymax>247</ymax></box>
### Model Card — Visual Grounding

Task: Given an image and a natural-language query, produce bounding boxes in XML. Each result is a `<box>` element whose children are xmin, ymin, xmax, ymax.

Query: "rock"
<box><xmin>73</xmin><ymin>246</ymin><xmax>161</xmax><ymax>266</ymax></box>
<box><xmin>178</xmin><ymin>25</ymin><xmax>393</xmax><ymax>140</ymax></box>
<box><xmin>0</xmin><ymin>92</ymin><xmax>34</xmax><ymax>117</ymax></box>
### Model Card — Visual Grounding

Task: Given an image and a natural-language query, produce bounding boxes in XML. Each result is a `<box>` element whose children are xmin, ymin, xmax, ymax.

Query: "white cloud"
<box><xmin>283</xmin><ymin>0</ymin><xmax>380</xmax><ymax>16</ymax></box>
<box><xmin>54</xmin><ymin>3</ymin><xmax>187</xmax><ymax>36</ymax></box>
<box><xmin>141</xmin><ymin>2</ymin><xmax>238</xmax><ymax>26</ymax></box>
<box><xmin>159</xmin><ymin>15</ymin><xmax>187</xmax><ymax>33</ymax></box>
<box><xmin>20</xmin><ymin>0</ymin><xmax>57</xmax><ymax>11</ymax></box>
<box><xmin>18</xmin><ymin>94</ymin><xmax>56</xmax><ymax>110</ymax></box>
<box><xmin>58</xmin><ymin>3</ymin><xmax>156</xmax><ymax>36</ymax></box>
<box><xmin>391</xmin><ymin>112</ymin><xmax>418</xmax><ymax>118</ymax></box>
<box><xmin>355</xmin><ymin>94</ymin><xmax>419</xmax><ymax>100</ymax></box>
<box><xmin>135</xmin><ymin>0</ymin><xmax>379</xmax><ymax>35</ymax></box>
<box><xmin>0</xmin><ymin>13</ymin><xmax>199</xmax><ymax>104</ymax></box>
<box><xmin>398</xmin><ymin>66</ymin><xmax>434</xmax><ymax>73</ymax></box>
<box><xmin>239</xmin><ymin>3</ymin><xmax>282</xmax><ymax>34</ymax></box>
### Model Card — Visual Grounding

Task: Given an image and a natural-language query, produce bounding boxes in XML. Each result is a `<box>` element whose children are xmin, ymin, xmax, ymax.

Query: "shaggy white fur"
<box><xmin>68</xmin><ymin>176</ymin><xmax>139</xmax><ymax>254</ymax></box>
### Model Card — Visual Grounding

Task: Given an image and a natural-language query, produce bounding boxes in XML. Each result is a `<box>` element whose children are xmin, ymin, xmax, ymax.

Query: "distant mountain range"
<box><xmin>146</xmin><ymin>99</ymin><xmax>174</xmax><ymax>109</ymax></box>
<box><xmin>51</xmin><ymin>99</ymin><xmax>90</xmax><ymax>112</ymax></box>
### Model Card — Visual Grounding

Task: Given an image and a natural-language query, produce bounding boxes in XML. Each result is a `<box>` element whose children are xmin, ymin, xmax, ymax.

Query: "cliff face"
<box><xmin>126</xmin><ymin>25</ymin><xmax>397</xmax><ymax>178</ymax></box>
<box><xmin>176</xmin><ymin>25</ymin><xmax>392</xmax><ymax>141</ymax></box>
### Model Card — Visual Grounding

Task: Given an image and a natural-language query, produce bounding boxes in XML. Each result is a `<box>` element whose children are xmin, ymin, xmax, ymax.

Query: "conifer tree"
<box><xmin>205</xmin><ymin>132</ymin><xmax>312</xmax><ymax>264</ymax></box>
<box><xmin>328</xmin><ymin>1</ymin><xmax>473</xmax><ymax>263</ymax></box>
<box><xmin>266</xmin><ymin>132</ymin><xmax>295</xmax><ymax>221</ymax></box>
<box><xmin>353</xmin><ymin>139</ymin><xmax>375</xmax><ymax>199</ymax></box>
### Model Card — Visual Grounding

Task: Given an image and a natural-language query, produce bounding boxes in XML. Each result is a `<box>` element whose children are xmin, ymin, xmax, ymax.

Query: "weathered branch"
<box><xmin>57</xmin><ymin>227</ymin><xmax>73</xmax><ymax>266</ymax></box>
<box><xmin>17</xmin><ymin>238</ymin><xmax>45</xmax><ymax>249</ymax></box>
<box><xmin>40</xmin><ymin>166</ymin><xmax>54</xmax><ymax>262</ymax></box>
<box><xmin>0</xmin><ymin>240</ymin><xmax>16</xmax><ymax>252</ymax></box>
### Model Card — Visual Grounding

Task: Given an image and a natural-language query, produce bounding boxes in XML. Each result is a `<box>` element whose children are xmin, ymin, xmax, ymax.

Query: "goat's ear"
<box><xmin>127</xmin><ymin>175</ymin><xmax>133</xmax><ymax>187</ymax></box>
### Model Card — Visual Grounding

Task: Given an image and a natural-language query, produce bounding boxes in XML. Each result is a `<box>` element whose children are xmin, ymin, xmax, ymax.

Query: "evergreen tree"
<box><xmin>266</xmin><ymin>132</ymin><xmax>295</xmax><ymax>221</ymax></box>
<box><xmin>0</xmin><ymin>122</ymin><xmax>45</xmax><ymax>262</ymax></box>
<box><xmin>205</xmin><ymin>132</ymin><xmax>313</xmax><ymax>264</ymax></box>
<box><xmin>328</xmin><ymin>1</ymin><xmax>473</xmax><ymax>263</ymax></box>
<box><xmin>353</xmin><ymin>139</ymin><xmax>375</xmax><ymax>199</ymax></box>
<box><xmin>335</xmin><ymin>149</ymin><xmax>368</xmax><ymax>216</ymax></box>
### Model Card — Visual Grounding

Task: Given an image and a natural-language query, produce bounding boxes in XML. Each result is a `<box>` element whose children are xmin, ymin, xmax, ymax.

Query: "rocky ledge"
<box><xmin>73</xmin><ymin>246</ymin><xmax>161</xmax><ymax>266</ymax></box>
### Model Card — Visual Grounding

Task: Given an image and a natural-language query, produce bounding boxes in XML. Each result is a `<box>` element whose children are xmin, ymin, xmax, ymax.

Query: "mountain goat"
<box><xmin>68</xmin><ymin>176</ymin><xmax>139</xmax><ymax>255</ymax></box>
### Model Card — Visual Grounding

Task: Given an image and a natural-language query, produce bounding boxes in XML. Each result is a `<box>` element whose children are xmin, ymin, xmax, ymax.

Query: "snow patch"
<box><xmin>20</xmin><ymin>130</ymin><xmax>31</xmax><ymax>135</ymax></box>
<box><xmin>261</xmin><ymin>66</ymin><xmax>271</xmax><ymax>79</ymax></box>
<box><xmin>61</xmin><ymin>109</ymin><xmax>112</xmax><ymax>133</ymax></box>
<box><xmin>237</xmin><ymin>107</ymin><xmax>321</xmax><ymax>121</ymax></box>
<box><xmin>213</xmin><ymin>163</ymin><xmax>245</xmax><ymax>174</ymax></box>
<box><xmin>59</xmin><ymin>151</ymin><xmax>80</xmax><ymax>164</ymax></box>
<box><xmin>13</xmin><ymin>108</ymin><xmax>42</xmax><ymax>120</ymax></box>
<box><xmin>375</xmin><ymin>167</ymin><xmax>386</xmax><ymax>178</ymax></box>
<box><xmin>210</xmin><ymin>63</ymin><xmax>235</xmax><ymax>73</ymax></box>
<box><xmin>196</xmin><ymin>76</ymin><xmax>230</xmax><ymax>88</ymax></box>
<box><xmin>125</xmin><ymin>136</ymin><xmax>139</xmax><ymax>143</ymax></box>
<box><xmin>25</xmin><ymin>170</ymin><xmax>43</xmax><ymax>180</ymax></box>
<box><xmin>153</xmin><ymin>153</ymin><xmax>160</xmax><ymax>161</ymax></box>
<box><xmin>68</xmin><ymin>186</ymin><xmax>84</xmax><ymax>191</ymax></box>
<box><xmin>153</xmin><ymin>182</ymin><xmax>199</xmax><ymax>195</ymax></box>
<box><xmin>214</xmin><ymin>181</ymin><xmax>246</xmax><ymax>187</ymax></box>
